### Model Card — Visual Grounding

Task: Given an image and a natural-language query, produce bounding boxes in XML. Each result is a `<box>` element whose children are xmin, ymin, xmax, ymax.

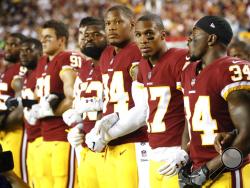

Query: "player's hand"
<box><xmin>23</xmin><ymin>106</ymin><xmax>40</xmax><ymax>125</ymax></box>
<box><xmin>5</xmin><ymin>97</ymin><xmax>22</xmax><ymax>111</ymax></box>
<box><xmin>178</xmin><ymin>160</ymin><xmax>193</xmax><ymax>188</ymax></box>
<box><xmin>67</xmin><ymin>123</ymin><xmax>84</xmax><ymax>147</ymax></box>
<box><xmin>62</xmin><ymin>108</ymin><xmax>82</xmax><ymax>126</ymax></box>
<box><xmin>178</xmin><ymin>162</ymin><xmax>209</xmax><ymax>188</ymax></box>
<box><xmin>158</xmin><ymin>149</ymin><xmax>189</xmax><ymax>176</ymax></box>
<box><xmin>96</xmin><ymin>112</ymin><xmax>119</xmax><ymax>132</ymax></box>
<box><xmin>189</xmin><ymin>164</ymin><xmax>209</xmax><ymax>186</ymax></box>
<box><xmin>214</xmin><ymin>130</ymin><xmax>237</xmax><ymax>154</ymax></box>
<box><xmin>38</xmin><ymin>94</ymin><xmax>58</xmax><ymax>118</ymax></box>
<box><xmin>75</xmin><ymin>97</ymin><xmax>103</xmax><ymax>114</ymax></box>
<box><xmin>85</xmin><ymin>128</ymin><xmax>106</xmax><ymax>152</ymax></box>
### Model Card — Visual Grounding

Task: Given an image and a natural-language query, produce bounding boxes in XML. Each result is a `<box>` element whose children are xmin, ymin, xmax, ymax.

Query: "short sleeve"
<box><xmin>219</xmin><ymin>60</ymin><xmax>250</xmax><ymax>100</ymax></box>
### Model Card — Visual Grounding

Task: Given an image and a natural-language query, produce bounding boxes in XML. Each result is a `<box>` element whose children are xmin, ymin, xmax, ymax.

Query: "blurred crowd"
<box><xmin>0</xmin><ymin>0</ymin><xmax>250</xmax><ymax>49</ymax></box>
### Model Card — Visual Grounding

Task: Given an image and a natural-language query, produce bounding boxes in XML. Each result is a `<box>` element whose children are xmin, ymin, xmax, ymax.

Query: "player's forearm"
<box><xmin>107</xmin><ymin>105</ymin><xmax>147</xmax><ymax>140</ymax></box>
<box><xmin>181</xmin><ymin>122</ymin><xmax>190</xmax><ymax>153</ymax></box>
<box><xmin>54</xmin><ymin>97</ymin><xmax>73</xmax><ymax>116</ymax></box>
<box><xmin>228</xmin><ymin>90</ymin><xmax>250</xmax><ymax>157</ymax></box>
<box><xmin>5</xmin><ymin>107</ymin><xmax>23</xmax><ymax>126</ymax></box>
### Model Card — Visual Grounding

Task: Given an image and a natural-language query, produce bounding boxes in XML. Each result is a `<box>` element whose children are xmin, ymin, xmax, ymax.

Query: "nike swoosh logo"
<box><xmin>232</xmin><ymin>60</ymin><xmax>241</xmax><ymax>64</ymax></box>
<box><xmin>120</xmin><ymin>149</ymin><xmax>127</xmax><ymax>155</ymax></box>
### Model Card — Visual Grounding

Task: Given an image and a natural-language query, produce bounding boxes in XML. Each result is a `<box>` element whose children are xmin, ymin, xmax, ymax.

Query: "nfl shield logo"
<box><xmin>141</xmin><ymin>150</ymin><xmax>147</xmax><ymax>158</ymax></box>
<box><xmin>147</xmin><ymin>72</ymin><xmax>152</xmax><ymax>80</ymax></box>
<box><xmin>191</xmin><ymin>78</ymin><xmax>196</xmax><ymax>87</ymax></box>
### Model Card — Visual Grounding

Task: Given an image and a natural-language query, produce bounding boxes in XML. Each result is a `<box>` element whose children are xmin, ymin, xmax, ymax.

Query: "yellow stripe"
<box><xmin>223</xmin><ymin>85</ymin><xmax>250</xmax><ymax>100</ymax></box>
<box><xmin>59</xmin><ymin>67</ymin><xmax>74</xmax><ymax>77</ymax></box>
<box><xmin>176</xmin><ymin>85</ymin><xmax>182</xmax><ymax>91</ymax></box>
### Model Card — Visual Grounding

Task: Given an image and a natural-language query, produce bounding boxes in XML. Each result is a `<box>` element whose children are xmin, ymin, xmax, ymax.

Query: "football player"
<box><xmin>18</xmin><ymin>38</ymin><xmax>42</xmax><ymax>187</ymax></box>
<box><xmin>63</xmin><ymin>16</ymin><xmax>107</xmax><ymax>188</ymax></box>
<box><xmin>0</xmin><ymin>33</ymin><xmax>27</xmax><ymax>179</ymax></box>
<box><xmin>180</xmin><ymin>16</ymin><xmax>250</xmax><ymax>187</ymax></box>
<box><xmin>134</xmin><ymin>13</ymin><xmax>189</xmax><ymax>187</ymax></box>
<box><xmin>27</xmin><ymin>20</ymin><xmax>81</xmax><ymax>188</ymax></box>
<box><xmin>85</xmin><ymin>5</ymin><xmax>149</xmax><ymax>188</ymax></box>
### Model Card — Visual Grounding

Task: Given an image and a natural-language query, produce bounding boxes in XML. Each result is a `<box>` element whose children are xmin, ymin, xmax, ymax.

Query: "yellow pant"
<box><xmin>37</xmin><ymin>140</ymin><xmax>76</xmax><ymax>188</ymax></box>
<box><xmin>26</xmin><ymin>137</ymin><xmax>43</xmax><ymax>188</ymax></box>
<box><xmin>0</xmin><ymin>126</ymin><xmax>25</xmax><ymax>179</ymax></box>
<box><xmin>149</xmin><ymin>160</ymin><xmax>179</xmax><ymax>188</ymax></box>
<box><xmin>203</xmin><ymin>163</ymin><xmax>250</xmax><ymax>188</ymax></box>
<box><xmin>104</xmin><ymin>143</ymin><xmax>138</xmax><ymax>188</ymax></box>
<box><xmin>78</xmin><ymin>147</ymin><xmax>106</xmax><ymax>188</ymax></box>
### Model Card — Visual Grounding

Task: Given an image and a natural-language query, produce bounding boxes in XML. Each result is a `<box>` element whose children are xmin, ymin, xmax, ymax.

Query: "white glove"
<box><xmin>38</xmin><ymin>94</ymin><xmax>58</xmax><ymax>118</ymax></box>
<box><xmin>63</xmin><ymin>108</ymin><xmax>82</xmax><ymax>126</ymax></box>
<box><xmin>23</xmin><ymin>106</ymin><xmax>40</xmax><ymax>125</ymax></box>
<box><xmin>96</xmin><ymin>112</ymin><xmax>119</xmax><ymax>132</ymax></box>
<box><xmin>75</xmin><ymin>97</ymin><xmax>103</xmax><ymax>114</ymax></box>
<box><xmin>158</xmin><ymin>149</ymin><xmax>189</xmax><ymax>176</ymax></box>
<box><xmin>67</xmin><ymin>123</ymin><xmax>84</xmax><ymax>148</ymax></box>
<box><xmin>85</xmin><ymin>127</ymin><xmax>106</xmax><ymax>152</ymax></box>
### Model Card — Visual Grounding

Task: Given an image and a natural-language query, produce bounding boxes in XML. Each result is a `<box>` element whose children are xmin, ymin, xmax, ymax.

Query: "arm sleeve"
<box><xmin>105</xmin><ymin>81</ymin><xmax>148</xmax><ymax>140</ymax></box>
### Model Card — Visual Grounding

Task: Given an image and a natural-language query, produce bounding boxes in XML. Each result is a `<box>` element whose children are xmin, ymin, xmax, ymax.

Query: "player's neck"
<box><xmin>113</xmin><ymin>39</ymin><xmax>131</xmax><ymax>54</ymax></box>
<box><xmin>48</xmin><ymin>46</ymin><xmax>65</xmax><ymax>61</ymax></box>
<box><xmin>149</xmin><ymin>44</ymin><xmax>167</xmax><ymax>66</ymax></box>
<box><xmin>201</xmin><ymin>47</ymin><xmax>227</xmax><ymax>69</ymax></box>
<box><xmin>91</xmin><ymin>58</ymin><xmax>99</xmax><ymax>66</ymax></box>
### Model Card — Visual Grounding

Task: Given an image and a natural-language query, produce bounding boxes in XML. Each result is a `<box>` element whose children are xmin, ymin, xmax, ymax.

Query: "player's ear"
<box><xmin>58</xmin><ymin>36</ymin><xmax>67</xmax><ymax>47</ymax></box>
<box><xmin>160</xmin><ymin>30</ymin><xmax>167</xmax><ymax>40</ymax></box>
<box><xmin>130</xmin><ymin>20</ymin><xmax>135</xmax><ymax>29</ymax></box>
<box><xmin>208</xmin><ymin>34</ymin><xmax>218</xmax><ymax>46</ymax></box>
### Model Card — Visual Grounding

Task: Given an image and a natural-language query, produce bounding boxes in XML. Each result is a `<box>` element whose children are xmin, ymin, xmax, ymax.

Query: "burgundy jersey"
<box><xmin>21</xmin><ymin>68</ymin><xmax>41</xmax><ymax>142</ymax></box>
<box><xmin>73</xmin><ymin>60</ymin><xmax>103</xmax><ymax>135</ymax></box>
<box><xmin>138</xmin><ymin>48</ymin><xmax>188</xmax><ymax>149</ymax></box>
<box><xmin>36</xmin><ymin>51</ymin><xmax>82</xmax><ymax>141</ymax></box>
<box><xmin>181</xmin><ymin>56</ymin><xmax>250</xmax><ymax>169</ymax></box>
<box><xmin>99</xmin><ymin>42</ymin><xmax>148</xmax><ymax>145</ymax></box>
<box><xmin>0</xmin><ymin>63</ymin><xmax>20</xmax><ymax>111</ymax></box>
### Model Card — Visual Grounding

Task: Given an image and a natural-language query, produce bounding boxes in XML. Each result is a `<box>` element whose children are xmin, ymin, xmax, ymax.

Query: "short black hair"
<box><xmin>137</xmin><ymin>13</ymin><xmax>165</xmax><ymax>30</ymax></box>
<box><xmin>79</xmin><ymin>17</ymin><xmax>105</xmax><ymax>30</ymax></box>
<box><xmin>22</xmin><ymin>38</ymin><xmax>43</xmax><ymax>53</ymax></box>
<box><xmin>9</xmin><ymin>33</ymin><xmax>26</xmax><ymax>43</ymax></box>
<box><xmin>42</xmin><ymin>20</ymin><xmax>69</xmax><ymax>44</ymax></box>
<box><xmin>105</xmin><ymin>5</ymin><xmax>134</xmax><ymax>20</ymax></box>
<box><xmin>229</xmin><ymin>40</ymin><xmax>247</xmax><ymax>49</ymax></box>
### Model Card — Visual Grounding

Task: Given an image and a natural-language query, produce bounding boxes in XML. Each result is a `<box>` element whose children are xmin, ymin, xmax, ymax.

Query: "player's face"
<box><xmin>135</xmin><ymin>20</ymin><xmax>164</xmax><ymax>59</ymax></box>
<box><xmin>20</xmin><ymin>43</ymin><xmax>40</xmax><ymax>69</ymax></box>
<box><xmin>78</xmin><ymin>27</ymin><xmax>87</xmax><ymax>50</ymax></box>
<box><xmin>188</xmin><ymin>27</ymin><xmax>209</xmax><ymax>61</ymax></box>
<box><xmin>228</xmin><ymin>47</ymin><xmax>248</xmax><ymax>60</ymax></box>
<box><xmin>79</xmin><ymin>25</ymin><xmax>107</xmax><ymax>60</ymax></box>
<box><xmin>40</xmin><ymin>28</ymin><xmax>62</xmax><ymax>56</ymax></box>
<box><xmin>4</xmin><ymin>36</ymin><xmax>22</xmax><ymax>63</ymax></box>
<box><xmin>105</xmin><ymin>10</ymin><xmax>133</xmax><ymax>47</ymax></box>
